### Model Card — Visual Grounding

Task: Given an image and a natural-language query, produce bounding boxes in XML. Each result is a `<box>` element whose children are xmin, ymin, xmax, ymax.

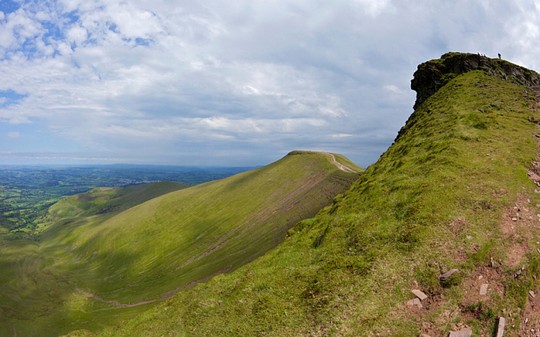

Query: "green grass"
<box><xmin>0</xmin><ymin>152</ymin><xmax>359</xmax><ymax>337</ymax></box>
<box><xmin>38</xmin><ymin>181</ymin><xmax>187</xmax><ymax>231</ymax></box>
<box><xmin>94</xmin><ymin>70</ymin><xmax>540</xmax><ymax>336</ymax></box>
<box><xmin>0</xmin><ymin>182</ymin><xmax>186</xmax><ymax>337</ymax></box>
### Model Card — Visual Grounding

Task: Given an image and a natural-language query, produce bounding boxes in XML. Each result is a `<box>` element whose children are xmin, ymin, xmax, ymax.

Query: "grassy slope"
<box><xmin>97</xmin><ymin>70</ymin><xmax>540</xmax><ymax>336</ymax></box>
<box><xmin>0</xmin><ymin>182</ymin><xmax>186</xmax><ymax>337</ymax></box>
<box><xmin>1</xmin><ymin>152</ymin><xmax>359</xmax><ymax>337</ymax></box>
<box><xmin>40</xmin><ymin>182</ymin><xmax>187</xmax><ymax>229</ymax></box>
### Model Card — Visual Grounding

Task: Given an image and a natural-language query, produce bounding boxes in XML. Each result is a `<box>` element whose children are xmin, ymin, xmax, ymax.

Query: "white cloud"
<box><xmin>332</xmin><ymin>133</ymin><xmax>353</xmax><ymax>138</ymax></box>
<box><xmin>107</xmin><ymin>2</ymin><xmax>163</xmax><ymax>39</ymax></box>
<box><xmin>67</xmin><ymin>25</ymin><xmax>88</xmax><ymax>45</ymax></box>
<box><xmin>0</xmin><ymin>0</ymin><xmax>540</xmax><ymax>166</ymax></box>
<box><xmin>354</xmin><ymin>0</ymin><xmax>393</xmax><ymax>16</ymax></box>
<box><xmin>34</xmin><ymin>10</ymin><xmax>49</xmax><ymax>21</ymax></box>
<box><xmin>383</xmin><ymin>85</ymin><xmax>402</xmax><ymax>95</ymax></box>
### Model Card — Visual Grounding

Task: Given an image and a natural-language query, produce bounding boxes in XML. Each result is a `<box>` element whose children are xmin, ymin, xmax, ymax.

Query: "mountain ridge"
<box><xmin>1</xmin><ymin>151</ymin><xmax>360</xmax><ymax>337</ymax></box>
<box><xmin>93</xmin><ymin>53</ymin><xmax>540</xmax><ymax>336</ymax></box>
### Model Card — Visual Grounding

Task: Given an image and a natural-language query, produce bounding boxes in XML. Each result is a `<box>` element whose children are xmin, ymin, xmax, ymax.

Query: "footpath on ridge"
<box><xmin>325</xmin><ymin>153</ymin><xmax>357</xmax><ymax>173</ymax></box>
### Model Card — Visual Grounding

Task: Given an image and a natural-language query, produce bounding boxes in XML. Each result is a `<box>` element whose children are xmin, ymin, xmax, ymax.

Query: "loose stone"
<box><xmin>448</xmin><ymin>327</ymin><xmax>472</xmax><ymax>337</ymax></box>
<box><xmin>406</xmin><ymin>298</ymin><xmax>422</xmax><ymax>309</ymax></box>
<box><xmin>480</xmin><ymin>283</ymin><xmax>488</xmax><ymax>296</ymax></box>
<box><xmin>412</xmin><ymin>289</ymin><xmax>428</xmax><ymax>301</ymax></box>
<box><xmin>496</xmin><ymin>317</ymin><xmax>505</xmax><ymax>337</ymax></box>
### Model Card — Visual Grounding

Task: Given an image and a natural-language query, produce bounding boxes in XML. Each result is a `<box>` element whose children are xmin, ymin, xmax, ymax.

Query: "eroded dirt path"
<box><xmin>325</xmin><ymin>153</ymin><xmax>357</xmax><ymax>173</ymax></box>
<box><xmin>77</xmin><ymin>288</ymin><xmax>160</xmax><ymax>311</ymax></box>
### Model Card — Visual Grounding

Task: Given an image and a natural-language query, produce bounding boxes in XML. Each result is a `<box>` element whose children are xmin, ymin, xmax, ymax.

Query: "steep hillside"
<box><xmin>0</xmin><ymin>182</ymin><xmax>186</xmax><ymax>337</ymax></box>
<box><xmin>97</xmin><ymin>54</ymin><xmax>540</xmax><ymax>336</ymax></box>
<box><xmin>38</xmin><ymin>181</ymin><xmax>187</xmax><ymax>231</ymax></box>
<box><xmin>2</xmin><ymin>152</ymin><xmax>360</xmax><ymax>337</ymax></box>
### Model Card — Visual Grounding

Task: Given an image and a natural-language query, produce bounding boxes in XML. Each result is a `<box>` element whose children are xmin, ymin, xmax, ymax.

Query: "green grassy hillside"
<box><xmin>0</xmin><ymin>182</ymin><xmax>186</xmax><ymax>337</ymax></box>
<box><xmin>95</xmin><ymin>58</ymin><xmax>540</xmax><ymax>336</ymax></box>
<box><xmin>39</xmin><ymin>182</ymin><xmax>187</xmax><ymax>230</ymax></box>
<box><xmin>1</xmin><ymin>152</ymin><xmax>359</xmax><ymax>337</ymax></box>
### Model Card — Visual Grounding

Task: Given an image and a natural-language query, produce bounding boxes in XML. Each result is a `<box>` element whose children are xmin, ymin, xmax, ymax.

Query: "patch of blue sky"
<box><xmin>0</xmin><ymin>90</ymin><xmax>27</xmax><ymax>108</ymax></box>
<box><xmin>133</xmin><ymin>37</ymin><xmax>153</xmax><ymax>47</ymax></box>
<box><xmin>42</xmin><ymin>20</ymin><xmax>65</xmax><ymax>41</ymax></box>
<box><xmin>40</xmin><ymin>22</ymin><xmax>66</xmax><ymax>57</ymax></box>
<box><xmin>108</xmin><ymin>21</ymin><xmax>118</xmax><ymax>33</ymax></box>
<box><xmin>0</xmin><ymin>0</ymin><xmax>21</xmax><ymax>15</ymax></box>
<box><xmin>14</xmin><ymin>8</ymin><xmax>81</xmax><ymax>59</ymax></box>
<box><xmin>63</xmin><ymin>8</ymin><xmax>80</xmax><ymax>24</ymax></box>
<box><xmin>18</xmin><ymin>37</ymin><xmax>40</xmax><ymax>59</ymax></box>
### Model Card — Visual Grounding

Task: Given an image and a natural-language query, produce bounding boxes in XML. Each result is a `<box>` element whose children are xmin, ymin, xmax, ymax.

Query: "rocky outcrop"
<box><xmin>411</xmin><ymin>52</ymin><xmax>540</xmax><ymax>109</ymax></box>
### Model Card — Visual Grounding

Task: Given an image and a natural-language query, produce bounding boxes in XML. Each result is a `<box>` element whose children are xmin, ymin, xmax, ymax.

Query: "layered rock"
<box><xmin>411</xmin><ymin>52</ymin><xmax>540</xmax><ymax>109</ymax></box>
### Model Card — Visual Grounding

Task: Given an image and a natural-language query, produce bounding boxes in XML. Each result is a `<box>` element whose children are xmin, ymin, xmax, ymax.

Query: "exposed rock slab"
<box><xmin>480</xmin><ymin>283</ymin><xmax>488</xmax><ymax>296</ymax></box>
<box><xmin>449</xmin><ymin>327</ymin><xmax>472</xmax><ymax>337</ymax></box>
<box><xmin>496</xmin><ymin>317</ymin><xmax>506</xmax><ymax>337</ymax></box>
<box><xmin>411</xmin><ymin>289</ymin><xmax>428</xmax><ymax>301</ymax></box>
<box><xmin>406</xmin><ymin>298</ymin><xmax>422</xmax><ymax>309</ymax></box>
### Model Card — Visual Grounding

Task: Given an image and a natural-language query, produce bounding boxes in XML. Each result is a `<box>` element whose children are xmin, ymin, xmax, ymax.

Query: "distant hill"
<box><xmin>40</xmin><ymin>181</ymin><xmax>187</xmax><ymax>228</ymax></box>
<box><xmin>0</xmin><ymin>151</ymin><xmax>360</xmax><ymax>337</ymax></box>
<box><xmin>95</xmin><ymin>53</ymin><xmax>540</xmax><ymax>336</ymax></box>
<box><xmin>0</xmin><ymin>165</ymin><xmax>250</xmax><ymax>233</ymax></box>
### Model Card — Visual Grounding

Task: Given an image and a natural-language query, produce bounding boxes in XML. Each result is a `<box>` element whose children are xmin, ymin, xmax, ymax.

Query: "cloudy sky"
<box><xmin>0</xmin><ymin>0</ymin><xmax>539</xmax><ymax>166</ymax></box>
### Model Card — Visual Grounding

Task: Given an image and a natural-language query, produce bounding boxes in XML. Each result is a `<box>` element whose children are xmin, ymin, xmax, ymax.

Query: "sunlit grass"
<box><xmin>97</xmin><ymin>70</ymin><xmax>540</xmax><ymax>336</ymax></box>
<box><xmin>0</xmin><ymin>153</ymin><xmax>358</xmax><ymax>337</ymax></box>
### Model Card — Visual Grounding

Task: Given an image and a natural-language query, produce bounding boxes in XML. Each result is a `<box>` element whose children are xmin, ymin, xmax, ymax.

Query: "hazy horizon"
<box><xmin>1</xmin><ymin>1</ymin><xmax>539</xmax><ymax>167</ymax></box>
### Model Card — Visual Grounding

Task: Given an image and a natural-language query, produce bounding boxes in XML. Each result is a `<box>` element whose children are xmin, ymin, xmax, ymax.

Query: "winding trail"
<box><xmin>78</xmin><ymin>288</ymin><xmax>160</xmax><ymax>311</ymax></box>
<box><xmin>326</xmin><ymin>153</ymin><xmax>357</xmax><ymax>173</ymax></box>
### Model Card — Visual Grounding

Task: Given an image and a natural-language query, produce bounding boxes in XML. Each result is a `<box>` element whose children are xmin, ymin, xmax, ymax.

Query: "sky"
<box><xmin>0</xmin><ymin>0</ymin><xmax>539</xmax><ymax>167</ymax></box>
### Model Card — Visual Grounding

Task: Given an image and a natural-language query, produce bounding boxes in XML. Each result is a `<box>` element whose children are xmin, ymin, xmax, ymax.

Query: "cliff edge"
<box><xmin>411</xmin><ymin>52</ymin><xmax>540</xmax><ymax>109</ymax></box>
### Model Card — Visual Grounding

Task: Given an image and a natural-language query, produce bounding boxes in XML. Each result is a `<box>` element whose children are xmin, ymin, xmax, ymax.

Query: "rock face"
<box><xmin>411</xmin><ymin>52</ymin><xmax>540</xmax><ymax>109</ymax></box>
<box><xmin>448</xmin><ymin>327</ymin><xmax>472</xmax><ymax>337</ymax></box>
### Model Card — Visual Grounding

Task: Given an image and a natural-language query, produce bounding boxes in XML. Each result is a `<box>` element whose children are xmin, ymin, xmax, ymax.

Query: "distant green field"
<box><xmin>0</xmin><ymin>165</ymin><xmax>250</xmax><ymax>232</ymax></box>
<box><xmin>0</xmin><ymin>152</ymin><xmax>359</xmax><ymax>337</ymax></box>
